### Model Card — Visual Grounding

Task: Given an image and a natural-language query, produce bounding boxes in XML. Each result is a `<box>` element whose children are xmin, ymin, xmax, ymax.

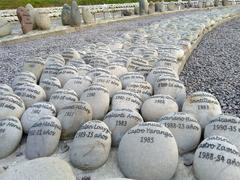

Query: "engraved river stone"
<box><xmin>40</xmin><ymin>63</ymin><xmax>63</xmax><ymax>82</ymax></box>
<box><xmin>78</xmin><ymin>64</ymin><xmax>93</xmax><ymax>76</ymax></box>
<box><xmin>70</xmin><ymin>120</ymin><xmax>111</xmax><ymax>170</ymax></box>
<box><xmin>14</xmin><ymin>83</ymin><xmax>46</xmax><ymax>108</ymax></box>
<box><xmin>26</xmin><ymin>116</ymin><xmax>62</xmax><ymax>159</ymax></box>
<box><xmin>118</xmin><ymin>122</ymin><xmax>178</xmax><ymax>180</ymax></box>
<box><xmin>62</xmin><ymin>4</ymin><xmax>72</xmax><ymax>25</ymax></box>
<box><xmin>107</xmin><ymin>65</ymin><xmax>128</xmax><ymax>78</ymax></box>
<box><xmin>182</xmin><ymin>91</ymin><xmax>222</xmax><ymax>128</ymax></box>
<box><xmin>63</xmin><ymin>76</ymin><xmax>92</xmax><ymax>97</ymax></box>
<box><xmin>71</xmin><ymin>0</ymin><xmax>81</xmax><ymax>26</ymax></box>
<box><xmin>17</xmin><ymin>7</ymin><xmax>33</xmax><ymax>34</ymax></box>
<box><xmin>62</xmin><ymin>48</ymin><xmax>81</xmax><ymax>62</ymax></box>
<box><xmin>82</xmin><ymin>7</ymin><xmax>94</xmax><ymax>24</ymax></box>
<box><xmin>103</xmin><ymin>109</ymin><xmax>143</xmax><ymax>146</ymax></box>
<box><xmin>205</xmin><ymin>114</ymin><xmax>240</xmax><ymax>150</ymax></box>
<box><xmin>141</xmin><ymin>95</ymin><xmax>178</xmax><ymax>122</ymax></box>
<box><xmin>23</xmin><ymin>57</ymin><xmax>45</xmax><ymax>80</ymax></box>
<box><xmin>12</xmin><ymin>71</ymin><xmax>37</xmax><ymax>88</ymax></box>
<box><xmin>39</xmin><ymin>77</ymin><xmax>61</xmax><ymax>100</ymax></box>
<box><xmin>57</xmin><ymin>101</ymin><xmax>92</xmax><ymax>140</ymax></box>
<box><xmin>193</xmin><ymin>136</ymin><xmax>240</xmax><ymax>180</ymax></box>
<box><xmin>111</xmin><ymin>90</ymin><xmax>143</xmax><ymax>111</ymax></box>
<box><xmin>46</xmin><ymin>54</ymin><xmax>65</xmax><ymax>66</ymax></box>
<box><xmin>155</xmin><ymin>58</ymin><xmax>178</xmax><ymax>72</ymax></box>
<box><xmin>89</xmin><ymin>57</ymin><xmax>109</xmax><ymax>68</ymax></box>
<box><xmin>49</xmin><ymin>89</ymin><xmax>78</xmax><ymax>112</ymax></box>
<box><xmin>159</xmin><ymin>112</ymin><xmax>201</xmax><ymax>154</ymax></box>
<box><xmin>0</xmin><ymin>18</ymin><xmax>11</xmax><ymax>37</ymax></box>
<box><xmin>0</xmin><ymin>84</ymin><xmax>13</xmax><ymax>95</ymax></box>
<box><xmin>154</xmin><ymin>76</ymin><xmax>186</xmax><ymax>109</ymax></box>
<box><xmin>0</xmin><ymin>157</ymin><xmax>76</xmax><ymax>180</ymax></box>
<box><xmin>81</xmin><ymin>84</ymin><xmax>109</xmax><ymax>120</ymax></box>
<box><xmin>0</xmin><ymin>93</ymin><xmax>25</xmax><ymax>119</ymax></box>
<box><xmin>86</xmin><ymin>67</ymin><xmax>111</xmax><ymax>79</ymax></box>
<box><xmin>167</xmin><ymin>2</ymin><xmax>178</xmax><ymax>11</ymax></box>
<box><xmin>120</xmin><ymin>72</ymin><xmax>145</xmax><ymax>89</ymax></box>
<box><xmin>126</xmin><ymin>81</ymin><xmax>153</xmax><ymax>101</ymax></box>
<box><xmin>35</xmin><ymin>11</ymin><xmax>51</xmax><ymax>30</ymax></box>
<box><xmin>57</xmin><ymin>65</ymin><xmax>78</xmax><ymax>86</ymax></box>
<box><xmin>66</xmin><ymin>58</ymin><xmax>85</xmax><ymax>68</ymax></box>
<box><xmin>93</xmin><ymin>74</ymin><xmax>122</xmax><ymax>97</ymax></box>
<box><xmin>21</xmin><ymin>102</ymin><xmax>56</xmax><ymax>133</ymax></box>
<box><xmin>0</xmin><ymin>116</ymin><xmax>23</xmax><ymax>159</ymax></box>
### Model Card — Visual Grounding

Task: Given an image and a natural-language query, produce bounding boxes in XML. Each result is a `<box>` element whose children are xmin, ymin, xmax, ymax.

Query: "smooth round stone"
<box><xmin>93</xmin><ymin>74</ymin><xmax>122</xmax><ymax>97</ymax></box>
<box><xmin>205</xmin><ymin>114</ymin><xmax>240</xmax><ymax>150</ymax></box>
<box><xmin>0</xmin><ymin>93</ymin><xmax>25</xmax><ymax>119</ymax></box>
<box><xmin>107</xmin><ymin>65</ymin><xmax>128</xmax><ymax>77</ymax></box>
<box><xmin>46</xmin><ymin>54</ymin><xmax>65</xmax><ymax>65</ymax></box>
<box><xmin>146</xmin><ymin>67</ymin><xmax>179</xmax><ymax>86</ymax></box>
<box><xmin>182</xmin><ymin>91</ymin><xmax>222</xmax><ymax>128</ymax></box>
<box><xmin>141</xmin><ymin>95</ymin><xmax>178</xmax><ymax>122</ymax></box>
<box><xmin>155</xmin><ymin>58</ymin><xmax>178</xmax><ymax>72</ymax></box>
<box><xmin>126</xmin><ymin>81</ymin><xmax>153</xmax><ymax>101</ymax></box>
<box><xmin>118</xmin><ymin>122</ymin><xmax>178</xmax><ymax>180</ymax></box>
<box><xmin>86</xmin><ymin>67</ymin><xmax>111</xmax><ymax>79</ymax></box>
<box><xmin>57</xmin><ymin>101</ymin><xmax>92</xmax><ymax>140</ymax></box>
<box><xmin>0</xmin><ymin>18</ymin><xmax>11</xmax><ymax>37</ymax></box>
<box><xmin>111</xmin><ymin>90</ymin><xmax>143</xmax><ymax>111</ymax></box>
<box><xmin>159</xmin><ymin>112</ymin><xmax>201</xmax><ymax>154</ymax></box>
<box><xmin>23</xmin><ymin>57</ymin><xmax>45</xmax><ymax>80</ymax></box>
<box><xmin>120</xmin><ymin>72</ymin><xmax>145</xmax><ymax>89</ymax></box>
<box><xmin>49</xmin><ymin>89</ymin><xmax>78</xmax><ymax>112</ymax></box>
<box><xmin>63</xmin><ymin>76</ymin><xmax>92</xmax><ymax>97</ymax></box>
<box><xmin>80</xmin><ymin>84</ymin><xmax>109</xmax><ymax>120</ymax></box>
<box><xmin>40</xmin><ymin>63</ymin><xmax>63</xmax><ymax>82</ymax></box>
<box><xmin>66</xmin><ymin>59</ymin><xmax>85</xmax><ymax>68</ymax></box>
<box><xmin>0</xmin><ymin>117</ymin><xmax>22</xmax><ymax>159</ymax></box>
<box><xmin>62</xmin><ymin>48</ymin><xmax>80</xmax><ymax>62</ymax></box>
<box><xmin>12</xmin><ymin>71</ymin><xmax>37</xmax><ymax>88</ymax></box>
<box><xmin>56</xmin><ymin>65</ymin><xmax>78</xmax><ymax>86</ymax></box>
<box><xmin>0</xmin><ymin>157</ymin><xmax>76</xmax><ymax>180</ymax></box>
<box><xmin>26</xmin><ymin>116</ymin><xmax>62</xmax><ymax>159</ymax></box>
<box><xmin>39</xmin><ymin>77</ymin><xmax>61</xmax><ymax>100</ymax></box>
<box><xmin>103</xmin><ymin>109</ymin><xmax>143</xmax><ymax>146</ymax></box>
<box><xmin>70</xmin><ymin>120</ymin><xmax>111</xmax><ymax>170</ymax></box>
<box><xmin>14</xmin><ymin>83</ymin><xmax>46</xmax><ymax>108</ymax></box>
<box><xmin>35</xmin><ymin>11</ymin><xmax>51</xmax><ymax>30</ymax></box>
<box><xmin>0</xmin><ymin>84</ymin><xmax>13</xmax><ymax>95</ymax></box>
<box><xmin>21</xmin><ymin>102</ymin><xmax>56</xmax><ymax>133</ymax></box>
<box><xmin>89</xmin><ymin>57</ymin><xmax>109</xmax><ymax>68</ymax></box>
<box><xmin>193</xmin><ymin>136</ymin><xmax>240</xmax><ymax>180</ymax></box>
<box><xmin>78</xmin><ymin>64</ymin><xmax>93</xmax><ymax>76</ymax></box>
<box><xmin>154</xmin><ymin>76</ymin><xmax>186</xmax><ymax>109</ymax></box>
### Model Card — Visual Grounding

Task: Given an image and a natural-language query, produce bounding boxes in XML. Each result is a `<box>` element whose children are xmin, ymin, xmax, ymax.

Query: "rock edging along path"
<box><xmin>0</xmin><ymin>6</ymin><xmax>240</xmax><ymax>180</ymax></box>
<box><xmin>180</xmin><ymin>17</ymin><xmax>240</xmax><ymax>117</ymax></box>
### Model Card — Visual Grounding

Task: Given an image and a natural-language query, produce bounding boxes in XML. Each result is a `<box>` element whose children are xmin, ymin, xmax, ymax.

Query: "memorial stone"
<box><xmin>35</xmin><ymin>11</ymin><xmax>51</xmax><ymax>30</ymax></box>
<box><xmin>62</xmin><ymin>4</ymin><xmax>72</xmax><ymax>25</ymax></box>
<box><xmin>56</xmin><ymin>65</ymin><xmax>78</xmax><ymax>86</ymax></box>
<box><xmin>12</xmin><ymin>71</ymin><xmax>37</xmax><ymax>88</ymax></box>
<box><xmin>40</xmin><ymin>63</ymin><xmax>63</xmax><ymax>82</ymax></box>
<box><xmin>139</xmin><ymin>0</ymin><xmax>149</xmax><ymax>15</ymax></box>
<box><xmin>71</xmin><ymin>0</ymin><xmax>81</xmax><ymax>26</ymax></box>
<box><xmin>120</xmin><ymin>72</ymin><xmax>145</xmax><ymax>89</ymax></box>
<box><xmin>23</xmin><ymin>57</ymin><xmax>45</xmax><ymax>80</ymax></box>
<box><xmin>62</xmin><ymin>48</ymin><xmax>81</xmax><ymax>62</ymax></box>
<box><xmin>16</xmin><ymin>7</ymin><xmax>33</xmax><ymax>34</ymax></box>
<box><xmin>46</xmin><ymin>54</ymin><xmax>65</xmax><ymax>66</ymax></box>
<box><xmin>0</xmin><ymin>84</ymin><xmax>13</xmax><ymax>95</ymax></box>
<box><xmin>148</xmin><ymin>2</ymin><xmax>155</xmax><ymax>14</ymax></box>
<box><xmin>82</xmin><ymin>7</ymin><xmax>94</xmax><ymax>24</ymax></box>
<box><xmin>0</xmin><ymin>19</ymin><xmax>11</xmax><ymax>37</ymax></box>
<box><xmin>107</xmin><ymin>65</ymin><xmax>128</xmax><ymax>78</ymax></box>
<box><xmin>39</xmin><ymin>77</ymin><xmax>61</xmax><ymax>100</ymax></box>
<box><xmin>25</xmin><ymin>3</ymin><xmax>37</xmax><ymax>29</ymax></box>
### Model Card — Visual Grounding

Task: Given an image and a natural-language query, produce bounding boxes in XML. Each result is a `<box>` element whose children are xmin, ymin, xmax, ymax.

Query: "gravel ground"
<box><xmin>180</xmin><ymin>18</ymin><xmax>240</xmax><ymax>117</ymax></box>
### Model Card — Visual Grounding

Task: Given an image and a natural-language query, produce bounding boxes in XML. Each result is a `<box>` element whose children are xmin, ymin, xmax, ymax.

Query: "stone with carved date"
<box><xmin>193</xmin><ymin>136</ymin><xmax>240</xmax><ymax>180</ymax></box>
<box><xmin>159</xmin><ymin>112</ymin><xmax>201</xmax><ymax>154</ymax></box>
<box><xmin>23</xmin><ymin>57</ymin><xmax>45</xmax><ymax>80</ymax></box>
<box><xmin>0</xmin><ymin>117</ymin><xmax>23</xmax><ymax>159</ymax></box>
<box><xmin>118</xmin><ymin>122</ymin><xmax>178</xmax><ymax>180</ymax></box>
<box><xmin>70</xmin><ymin>120</ymin><xmax>111</xmax><ymax>169</ymax></box>
<box><xmin>39</xmin><ymin>77</ymin><xmax>62</xmax><ymax>100</ymax></box>
<box><xmin>12</xmin><ymin>71</ymin><xmax>37</xmax><ymax>88</ymax></box>
<box><xmin>57</xmin><ymin>65</ymin><xmax>78</xmax><ymax>86</ymax></box>
<box><xmin>25</xmin><ymin>116</ymin><xmax>62</xmax><ymax>159</ymax></box>
<box><xmin>0</xmin><ymin>84</ymin><xmax>13</xmax><ymax>95</ymax></box>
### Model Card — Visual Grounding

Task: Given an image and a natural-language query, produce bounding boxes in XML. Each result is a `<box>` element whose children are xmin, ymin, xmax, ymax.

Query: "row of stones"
<box><xmin>1</xmin><ymin>6</ymin><xmax>240</xmax><ymax>180</ymax></box>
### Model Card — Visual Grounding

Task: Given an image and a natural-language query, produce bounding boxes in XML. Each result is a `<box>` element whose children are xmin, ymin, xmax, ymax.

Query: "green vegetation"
<box><xmin>0</xmin><ymin>0</ymin><xmax>139</xmax><ymax>10</ymax></box>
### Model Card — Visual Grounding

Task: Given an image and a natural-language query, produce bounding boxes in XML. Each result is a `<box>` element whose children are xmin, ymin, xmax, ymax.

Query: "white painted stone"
<box><xmin>0</xmin><ymin>93</ymin><xmax>25</xmax><ymax>119</ymax></box>
<box><xmin>78</xmin><ymin>64</ymin><xmax>93</xmax><ymax>76</ymax></box>
<box><xmin>62</xmin><ymin>48</ymin><xmax>81</xmax><ymax>62</ymax></box>
<box><xmin>23</xmin><ymin>57</ymin><xmax>45</xmax><ymax>80</ymax></box>
<box><xmin>0</xmin><ymin>117</ymin><xmax>22</xmax><ymax>159</ymax></box>
<box><xmin>39</xmin><ymin>77</ymin><xmax>61</xmax><ymax>100</ymax></box>
<box><xmin>103</xmin><ymin>109</ymin><xmax>143</xmax><ymax>146</ymax></box>
<box><xmin>56</xmin><ymin>65</ymin><xmax>78</xmax><ymax>86</ymax></box>
<box><xmin>57</xmin><ymin>101</ymin><xmax>92</xmax><ymax>140</ymax></box>
<box><xmin>182</xmin><ymin>91</ymin><xmax>222</xmax><ymax>128</ymax></box>
<box><xmin>118</xmin><ymin>122</ymin><xmax>178</xmax><ymax>180</ymax></box>
<box><xmin>205</xmin><ymin>114</ymin><xmax>240</xmax><ymax>150</ymax></box>
<box><xmin>46</xmin><ymin>54</ymin><xmax>65</xmax><ymax>66</ymax></box>
<box><xmin>0</xmin><ymin>157</ymin><xmax>76</xmax><ymax>180</ymax></box>
<box><xmin>86</xmin><ymin>67</ymin><xmax>111</xmax><ymax>79</ymax></box>
<box><xmin>193</xmin><ymin>136</ymin><xmax>240</xmax><ymax>180</ymax></box>
<box><xmin>80</xmin><ymin>84</ymin><xmax>110</xmax><ymax>120</ymax></box>
<box><xmin>40</xmin><ymin>63</ymin><xmax>63</xmax><ymax>82</ymax></box>
<box><xmin>0</xmin><ymin>18</ymin><xmax>11</xmax><ymax>37</ymax></box>
<box><xmin>49</xmin><ymin>89</ymin><xmax>78</xmax><ymax>112</ymax></box>
<box><xmin>21</xmin><ymin>102</ymin><xmax>56</xmax><ymax>133</ymax></box>
<box><xmin>70</xmin><ymin>120</ymin><xmax>111</xmax><ymax>170</ymax></box>
<box><xmin>66</xmin><ymin>58</ymin><xmax>86</xmax><ymax>68</ymax></box>
<box><xmin>14</xmin><ymin>83</ymin><xmax>46</xmax><ymax>108</ymax></box>
<box><xmin>89</xmin><ymin>57</ymin><xmax>109</xmax><ymax>68</ymax></box>
<box><xmin>26</xmin><ymin>116</ymin><xmax>62</xmax><ymax>159</ymax></box>
<box><xmin>12</xmin><ymin>71</ymin><xmax>37</xmax><ymax>88</ymax></box>
<box><xmin>63</xmin><ymin>76</ymin><xmax>92</xmax><ymax>97</ymax></box>
<box><xmin>155</xmin><ymin>58</ymin><xmax>178</xmax><ymax>72</ymax></box>
<box><xmin>141</xmin><ymin>95</ymin><xmax>178</xmax><ymax>122</ymax></box>
<box><xmin>108</xmin><ymin>65</ymin><xmax>128</xmax><ymax>77</ymax></box>
<box><xmin>159</xmin><ymin>112</ymin><xmax>201</xmax><ymax>154</ymax></box>
<box><xmin>0</xmin><ymin>84</ymin><xmax>13</xmax><ymax>95</ymax></box>
<box><xmin>120</xmin><ymin>72</ymin><xmax>145</xmax><ymax>89</ymax></box>
<box><xmin>111</xmin><ymin>90</ymin><xmax>143</xmax><ymax>111</ymax></box>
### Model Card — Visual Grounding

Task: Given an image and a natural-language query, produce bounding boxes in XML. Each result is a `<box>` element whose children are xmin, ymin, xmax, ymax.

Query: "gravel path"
<box><xmin>180</xmin><ymin>17</ymin><xmax>240</xmax><ymax>117</ymax></box>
